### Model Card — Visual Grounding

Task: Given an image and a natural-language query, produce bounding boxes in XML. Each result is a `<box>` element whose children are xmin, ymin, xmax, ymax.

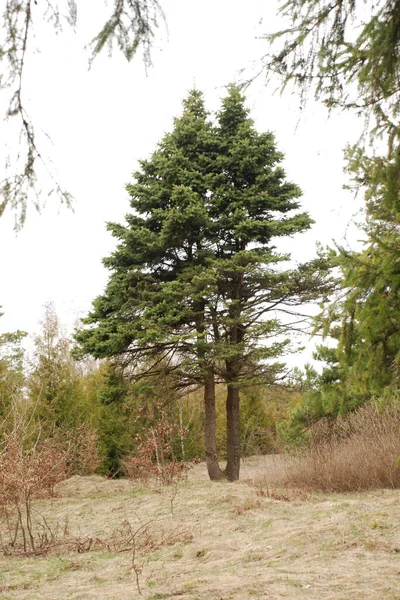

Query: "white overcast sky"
<box><xmin>0</xmin><ymin>0</ymin><xmax>364</xmax><ymax>362</ymax></box>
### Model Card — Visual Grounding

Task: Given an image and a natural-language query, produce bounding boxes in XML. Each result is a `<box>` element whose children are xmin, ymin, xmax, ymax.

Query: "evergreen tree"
<box><xmin>75</xmin><ymin>89</ymin><xmax>221</xmax><ymax>475</ymax></box>
<box><xmin>315</xmin><ymin>145</ymin><xmax>400</xmax><ymax>406</ymax></box>
<box><xmin>266</xmin><ymin>1</ymin><xmax>400</xmax><ymax>410</ymax></box>
<box><xmin>28</xmin><ymin>303</ymin><xmax>99</xmax><ymax>437</ymax></box>
<box><xmin>75</xmin><ymin>86</ymin><xmax>334</xmax><ymax>481</ymax></box>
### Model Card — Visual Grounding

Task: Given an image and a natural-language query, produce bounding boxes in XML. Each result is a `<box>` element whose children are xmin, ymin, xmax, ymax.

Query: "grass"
<box><xmin>0</xmin><ymin>457</ymin><xmax>399</xmax><ymax>599</ymax></box>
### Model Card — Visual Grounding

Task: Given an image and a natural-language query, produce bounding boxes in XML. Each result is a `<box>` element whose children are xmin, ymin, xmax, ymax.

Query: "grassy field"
<box><xmin>1</xmin><ymin>456</ymin><xmax>399</xmax><ymax>600</ymax></box>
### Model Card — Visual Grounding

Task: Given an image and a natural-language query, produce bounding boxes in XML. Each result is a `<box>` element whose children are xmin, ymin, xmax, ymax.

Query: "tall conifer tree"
<box><xmin>265</xmin><ymin>1</ymin><xmax>400</xmax><ymax>408</ymax></box>
<box><xmin>75</xmin><ymin>86</ymin><xmax>334</xmax><ymax>480</ymax></box>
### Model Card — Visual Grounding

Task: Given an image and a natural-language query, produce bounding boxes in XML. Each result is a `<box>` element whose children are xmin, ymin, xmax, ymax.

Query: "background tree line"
<box><xmin>0</xmin><ymin>301</ymin><xmax>301</xmax><ymax>477</ymax></box>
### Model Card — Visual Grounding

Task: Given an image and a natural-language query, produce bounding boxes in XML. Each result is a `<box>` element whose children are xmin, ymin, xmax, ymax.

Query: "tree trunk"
<box><xmin>204</xmin><ymin>372</ymin><xmax>226</xmax><ymax>481</ymax></box>
<box><xmin>225</xmin><ymin>384</ymin><xmax>241</xmax><ymax>481</ymax></box>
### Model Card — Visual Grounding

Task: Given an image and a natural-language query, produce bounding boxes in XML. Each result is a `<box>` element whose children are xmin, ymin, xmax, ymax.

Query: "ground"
<box><xmin>1</xmin><ymin>456</ymin><xmax>399</xmax><ymax>599</ymax></box>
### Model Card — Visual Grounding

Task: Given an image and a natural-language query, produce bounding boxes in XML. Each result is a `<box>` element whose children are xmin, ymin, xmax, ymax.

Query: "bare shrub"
<box><xmin>123</xmin><ymin>409</ymin><xmax>198</xmax><ymax>485</ymax></box>
<box><xmin>108</xmin><ymin>518</ymin><xmax>193</xmax><ymax>594</ymax></box>
<box><xmin>0</xmin><ymin>432</ymin><xmax>69</xmax><ymax>554</ymax></box>
<box><xmin>285</xmin><ymin>402</ymin><xmax>400</xmax><ymax>492</ymax></box>
<box><xmin>68</xmin><ymin>423</ymin><xmax>101</xmax><ymax>476</ymax></box>
<box><xmin>255</xmin><ymin>485</ymin><xmax>310</xmax><ymax>502</ymax></box>
<box><xmin>233</xmin><ymin>497</ymin><xmax>262</xmax><ymax>514</ymax></box>
<box><xmin>56</xmin><ymin>518</ymin><xmax>193</xmax><ymax>595</ymax></box>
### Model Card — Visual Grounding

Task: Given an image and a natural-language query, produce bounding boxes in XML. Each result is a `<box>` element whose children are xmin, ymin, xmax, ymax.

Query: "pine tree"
<box><xmin>317</xmin><ymin>145</ymin><xmax>400</xmax><ymax>405</ymax></box>
<box><xmin>266</xmin><ymin>1</ymin><xmax>400</xmax><ymax>409</ymax></box>
<box><xmin>75</xmin><ymin>86</ymin><xmax>334</xmax><ymax>481</ymax></box>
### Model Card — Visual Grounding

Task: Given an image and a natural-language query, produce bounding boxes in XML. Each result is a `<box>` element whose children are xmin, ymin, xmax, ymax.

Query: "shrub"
<box><xmin>285</xmin><ymin>402</ymin><xmax>400</xmax><ymax>492</ymax></box>
<box><xmin>68</xmin><ymin>423</ymin><xmax>101</xmax><ymax>475</ymax></box>
<box><xmin>123</xmin><ymin>409</ymin><xmax>197</xmax><ymax>485</ymax></box>
<box><xmin>0</xmin><ymin>431</ymin><xmax>69</xmax><ymax>553</ymax></box>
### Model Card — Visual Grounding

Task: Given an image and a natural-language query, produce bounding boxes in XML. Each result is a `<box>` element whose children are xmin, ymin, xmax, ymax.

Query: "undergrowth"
<box><xmin>285</xmin><ymin>402</ymin><xmax>400</xmax><ymax>492</ymax></box>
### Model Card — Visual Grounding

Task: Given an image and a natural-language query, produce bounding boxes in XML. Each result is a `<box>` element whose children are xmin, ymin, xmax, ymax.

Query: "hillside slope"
<box><xmin>1</xmin><ymin>456</ymin><xmax>399</xmax><ymax>599</ymax></box>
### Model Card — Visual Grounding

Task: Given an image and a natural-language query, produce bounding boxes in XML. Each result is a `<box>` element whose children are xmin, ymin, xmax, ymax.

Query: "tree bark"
<box><xmin>225</xmin><ymin>384</ymin><xmax>241</xmax><ymax>481</ymax></box>
<box><xmin>195</xmin><ymin>296</ymin><xmax>225</xmax><ymax>482</ymax></box>
<box><xmin>224</xmin><ymin>283</ymin><xmax>243</xmax><ymax>482</ymax></box>
<box><xmin>204</xmin><ymin>372</ymin><xmax>226</xmax><ymax>481</ymax></box>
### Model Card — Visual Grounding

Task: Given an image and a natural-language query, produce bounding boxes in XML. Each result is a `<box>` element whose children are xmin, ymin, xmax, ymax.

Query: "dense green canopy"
<box><xmin>75</xmin><ymin>86</ymin><xmax>334</xmax><ymax>479</ymax></box>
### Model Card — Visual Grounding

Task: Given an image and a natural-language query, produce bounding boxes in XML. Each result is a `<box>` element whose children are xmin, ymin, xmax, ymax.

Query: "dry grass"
<box><xmin>283</xmin><ymin>403</ymin><xmax>400</xmax><ymax>492</ymax></box>
<box><xmin>1</xmin><ymin>456</ymin><xmax>400</xmax><ymax>599</ymax></box>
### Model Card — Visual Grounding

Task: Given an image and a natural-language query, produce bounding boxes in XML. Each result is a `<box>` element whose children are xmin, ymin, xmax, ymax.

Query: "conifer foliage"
<box><xmin>265</xmin><ymin>0</ymin><xmax>400</xmax><ymax>421</ymax></box>
<box><xmin>75</xmin><ymin>86</ymin><xmax>334</xmax><ymax>481</ymax></box>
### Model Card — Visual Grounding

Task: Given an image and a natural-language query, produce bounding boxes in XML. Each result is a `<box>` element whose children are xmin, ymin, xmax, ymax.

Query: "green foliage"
<box><xmin>76</xmin><ymin>85</ymin><xmax>333</xmax><ymax>390</ymax></box>
<box><xmin>90</xmin><ymin>0</ymin><xmax>163</xmax><ymax>63</ymax></box>
<box><xmin>28</xmin><ymin>304</ymin><xmax>87</xmax><ymax>434</ymax></box>
<box><xmin>279</xmin><ymin>228</ymin><xmax>400</xmax><ymax>443</ymax></box>
<box><xmin>21</xmin><ymin>304</ymin><xmax>105</xmax><ymax>477</ymax></box>
<box><xmin>95</xmin><ymin>366</ymin><xmax>152</xmax><ymax>475</ymax></box>
<box><xmin>94</xmin><ymin>362</ymin><xmax>204</xmax><ymax>475</ymax></box>
<box><xmin>309</xmin><ymin>142</ymin><xmax>400</xmax><ymax>414</ymax></box>
<box><xmin>265</xmin><ymin>0</ymin><xmax>400</xmax><ymax>441</ymax></box>
<box><xmin>265</xmin><ymin>0</ymin><xmax>400</xmax><ymax>136</ymax></box>
<box><xmin>277</xmin><ymin>418</ymin><xmax>310</xmax><ymax>451</ymax></box>
<box><xmin>75</xmin><ymin>86</ymin><xmax>334</xmax><ymax>478</ymax></box>
<box><xmin>239</xmin><ymin>387</ymin><xmax>276</xmax><ymax>456</ymax></box>
<box><xmin>338</xmin><ymin>142</ymin><xmax>400</xmax><ymax>394</ymax></box>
